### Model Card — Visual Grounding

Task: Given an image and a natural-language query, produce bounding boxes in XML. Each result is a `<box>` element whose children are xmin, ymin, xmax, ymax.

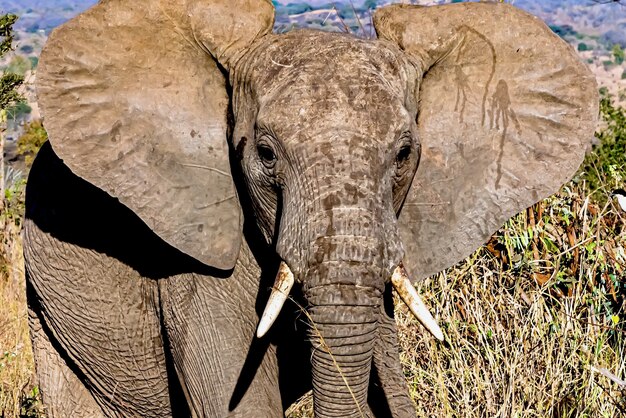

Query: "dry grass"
<box><xmin>0</xmin><ymin>176</ymin><xmax>40</xmax><ymax>418</ymax></box>
<box><xmin>400</xmin><ymin>197</ymin><xmax>625</xmax><ymax>417</ymax></box>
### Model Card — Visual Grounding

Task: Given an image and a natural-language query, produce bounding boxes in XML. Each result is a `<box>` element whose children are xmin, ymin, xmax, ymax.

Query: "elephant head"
<box><xmin>37</xmin><ymin>1</ymin><xmax>597</xmax><ymax>416</ymax></box>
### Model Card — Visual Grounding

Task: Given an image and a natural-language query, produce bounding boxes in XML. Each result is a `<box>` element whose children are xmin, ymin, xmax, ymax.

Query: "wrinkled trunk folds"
<box><xmin>304</xmin><ymin>226</ymin><xmax>385</xmax><ymax>417</ymax></box>
<box><xmin>306</xmin><ymin>279</ymin><xmax>381</xmax><ymax>418</ymax></box>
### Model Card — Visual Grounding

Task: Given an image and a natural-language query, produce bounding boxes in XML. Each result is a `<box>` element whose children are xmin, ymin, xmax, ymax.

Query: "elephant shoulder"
<box><xmin>25</xmin><ymin>142</ymin><xmax>212</xmax><ymax>279</ymax></box>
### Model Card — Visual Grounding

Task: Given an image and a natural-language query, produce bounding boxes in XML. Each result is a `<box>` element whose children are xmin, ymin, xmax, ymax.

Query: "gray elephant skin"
<box><xmin>24</xmin><ymin>0</ymin><xmax>598</xmax><ymax>417</ymax></box>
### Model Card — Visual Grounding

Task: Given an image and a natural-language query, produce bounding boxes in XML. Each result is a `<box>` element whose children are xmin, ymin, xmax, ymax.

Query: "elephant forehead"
<box><xmin>250</xmin><ymin>32</ymin><xmax>412</xmax><ymax>142</ymax></box>
<box><xmin>259</xmin><ymin>83</ymin><xmax>409</xmax><ymax>140</ymax></box>
<box><xmin>252</xmin><ymin>31</ymin><xmax>408</xmax><ymax>96</ymax></box>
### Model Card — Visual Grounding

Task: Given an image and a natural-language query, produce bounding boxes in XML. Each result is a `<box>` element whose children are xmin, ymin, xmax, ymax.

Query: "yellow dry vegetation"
<box><xmin>0</xmin><ymin>206</ymin><xmax>39</xmax><ymax>417</ymax></box>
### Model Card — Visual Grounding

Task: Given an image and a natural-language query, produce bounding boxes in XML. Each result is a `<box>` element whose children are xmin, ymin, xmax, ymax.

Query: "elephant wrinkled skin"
<box><xmin>25</xmin><ymin>1</ymin><xmax>597</xmax><ymax>417</ymax></box>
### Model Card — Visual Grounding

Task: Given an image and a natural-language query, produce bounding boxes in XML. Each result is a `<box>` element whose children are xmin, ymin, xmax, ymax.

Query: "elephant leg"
<box><xmin>159</xmin><ymin>247</ymin><xmax>283</xmax><ymax>418</ymax></box>
<box><xmin>225</xmin><ymin>341</ymin><xmax>282</xmax><ymax>418</ymax></box>
<box><xmin>28</xmin><ymin>300</ymin><xmax>104</xmax><ymax>418</ymax></box>
<box><xmin>24</xmin><ymin>222</ymin><xmax>174</xmax><ymax>418</ymax></box>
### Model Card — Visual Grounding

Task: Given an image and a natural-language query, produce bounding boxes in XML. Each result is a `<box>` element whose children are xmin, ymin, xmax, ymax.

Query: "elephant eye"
<box><xmin>257</xmin><ymin>143</ymin><xmax>277</xmax><ymax>168</ymax></box>
<box><xmin>396</xmin><ymin>145</ymin><xmax>412</xmax><ymax>168</ymax></box>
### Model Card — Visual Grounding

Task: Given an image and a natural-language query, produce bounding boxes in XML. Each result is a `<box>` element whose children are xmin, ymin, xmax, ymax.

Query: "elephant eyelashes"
<box><xmin>257</xmin><ymin>143</ymin><xmax>277</xmax><ymax>169</ymax></box>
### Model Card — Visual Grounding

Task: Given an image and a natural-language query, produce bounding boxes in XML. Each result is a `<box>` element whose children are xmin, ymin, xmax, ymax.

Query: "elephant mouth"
<box><xmin>256</xmin><ymin>261</ymin><xmax>443</xmax><ymax>341</ymax></box>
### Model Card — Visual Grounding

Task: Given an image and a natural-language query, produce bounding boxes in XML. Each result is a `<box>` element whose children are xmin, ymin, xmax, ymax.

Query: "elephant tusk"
<box><xmin>256</xmin><ymin>262</ymin><xmax>294</xmax><ymax>338</ymax></box>
<box><xmin>391</xmin><ymin>264</ymin><xmax>444</xmax><ymax>341</ymax></box>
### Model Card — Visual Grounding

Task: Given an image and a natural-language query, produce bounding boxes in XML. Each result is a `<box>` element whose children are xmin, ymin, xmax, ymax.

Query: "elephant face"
<box><xmin>233</xmin><ymin>31</ymin><xmax>419</xmax><ymax>276</ymax></box>
<box><xmin>36</xmin><ymin>0</ymin><xmax>598</xmax><ymax>416</ymax></box>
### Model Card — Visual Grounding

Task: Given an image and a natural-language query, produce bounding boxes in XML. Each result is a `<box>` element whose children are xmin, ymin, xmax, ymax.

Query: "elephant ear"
<box><xmin>37</xmin><ymin>0</ymin><xmax>274</xmax><ymax>270</ymax></box>
<box><xmin>375</xmin><ymin>3</ymin><xmax>598</xmax><ymax>280</ymax></box>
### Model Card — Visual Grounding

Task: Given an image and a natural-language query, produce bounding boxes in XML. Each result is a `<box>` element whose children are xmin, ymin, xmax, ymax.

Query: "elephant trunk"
<box><xmin>304</xmin><ymin>235</ymin><xmax>385</xmax><ymax>418</ymax></box>
<box><xmin>273</xmin><ymin>148</ymin><xmax>400</xmax><ymax>416</ymax></box>
<box><xmin>306</xmin><ymin>283</ymin><xmax>380</xmax><ymax>417</ymax></box>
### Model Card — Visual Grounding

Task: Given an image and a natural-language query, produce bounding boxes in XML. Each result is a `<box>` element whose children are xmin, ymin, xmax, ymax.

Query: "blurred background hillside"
<box><xmin>1</xmin><ymin>1</ymin><xmax>625</xmax><ymax>417</ymax></box>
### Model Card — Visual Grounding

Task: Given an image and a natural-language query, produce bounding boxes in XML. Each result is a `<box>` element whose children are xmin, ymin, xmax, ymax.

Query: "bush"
<box><xmin>27</xmin><ymin>56</ymin><xmax>38</xmax><ymax>69</ymax></box>
<box><xmin>582</xmin><ymin>96</ymin><xmax>626</xmax><ymax>195</ymax></box>
<box><xmin>17</xmin><ymin>120</ymin><xmax>47</xmax><ymax>167</ymax></box>
<box><xmin>613</xmin><ymin>44</ymin><xmax>625</xmax><ymax>65</ymax></box>
<box><xmin>284</xmin><ymin>3</ymin><xmax>313</xmax><ymax>15</ymax></box>
<box><xmin>549</xmin><ymin>24</ymin><xmax>576</xmax><ymax>38</ymax></box>
<box><xmin>18</xmin><ymin>44</ymin><xmax>33</xmax><ymax>54</ymax></box>
<box><xmin>6</xmin><ymin>101</ymin><xmax>31</xmax><ymax>121</ymax></box>
<box><xmin>5</xmin><ymin>56</ymin><xmax>30</xmax><ymax>77</ymax></box>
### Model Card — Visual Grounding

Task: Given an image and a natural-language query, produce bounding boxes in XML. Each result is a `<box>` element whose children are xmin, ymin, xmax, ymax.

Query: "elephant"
<box><xmin>24</xmin><ymin>0</ymin><xmax>598</xmax><ymax>417</ymax></box>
